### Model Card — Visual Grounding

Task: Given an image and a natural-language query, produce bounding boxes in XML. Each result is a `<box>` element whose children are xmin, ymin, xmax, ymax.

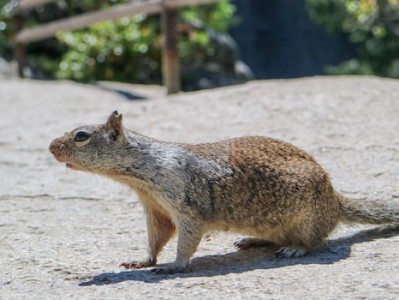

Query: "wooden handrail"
<box><xmin>13</xmin><ymin>0</ymin><xmax>222</xmax><ymax>94</ymax></box>
<box><xmin>14</xmin><ymin>0</ymin><xmax>218</xmax><ymax>44</ymax></box>
<box><xmin>15</xmin><ymin>0</ymin><xmax>162</xmax><ymax>44</ymax></box>
<box><xmin>16</xmin><ymin>0</ymin><xmax>58</xmax><ymax>11</ymax></box>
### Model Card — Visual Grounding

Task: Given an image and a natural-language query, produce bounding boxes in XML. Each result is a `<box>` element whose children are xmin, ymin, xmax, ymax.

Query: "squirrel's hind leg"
<box><xmin>273</xmin><ymin>222</ymin><xmax>326</xmax><ymax>259</ymax></box>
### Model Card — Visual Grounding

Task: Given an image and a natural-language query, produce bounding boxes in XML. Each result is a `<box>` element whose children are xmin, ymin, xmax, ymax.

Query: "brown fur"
<box><xmin>49</xmin><ymin>111</ymin><xmax>399</xmax><ymax>274</ymax></box>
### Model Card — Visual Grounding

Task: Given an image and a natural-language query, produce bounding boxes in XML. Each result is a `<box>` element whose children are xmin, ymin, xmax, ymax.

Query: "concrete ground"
<box><xmin>0</xmin><ymin>76</ymin><xmax>398</xmax><ymax>299</ymax></box>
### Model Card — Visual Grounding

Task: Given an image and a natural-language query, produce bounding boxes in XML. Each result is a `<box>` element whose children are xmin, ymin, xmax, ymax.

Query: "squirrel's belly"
<box><xmin>208</xmin><ymin>218</ymin><xmax>281</xmax><ymax>238</ymax></box>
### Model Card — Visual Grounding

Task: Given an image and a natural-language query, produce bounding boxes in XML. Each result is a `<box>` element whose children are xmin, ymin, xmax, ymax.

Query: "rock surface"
<box><xmin>0</xmin><ymin>76</ymin><xmax>398</xmax><ymax>299</ymax></box>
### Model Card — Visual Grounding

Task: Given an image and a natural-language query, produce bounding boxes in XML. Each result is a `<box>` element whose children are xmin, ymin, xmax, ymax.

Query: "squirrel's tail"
<box><xmin>337</xmin><ymin>193</ymin><xmax>399</xmax><ymax>225</ymax></box>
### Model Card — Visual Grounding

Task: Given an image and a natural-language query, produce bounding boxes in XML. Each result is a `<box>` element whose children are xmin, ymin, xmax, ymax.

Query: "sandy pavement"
<box><xmin>0</xmin><ymin>76</ymin><xmax>399</xmax><ymax>299</ymax></box>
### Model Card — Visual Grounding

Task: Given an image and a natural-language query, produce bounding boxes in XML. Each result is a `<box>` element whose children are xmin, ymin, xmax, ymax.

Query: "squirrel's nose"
<box><xmin>49</xmin><ymin>140</ymin><xmax>59</xmax><ymax>156</ymax></box>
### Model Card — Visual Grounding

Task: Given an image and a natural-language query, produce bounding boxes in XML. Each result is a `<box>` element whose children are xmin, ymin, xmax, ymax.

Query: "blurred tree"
<box><xmin>0</xmin><ymin>0</ymin><xmax>133</xmax><ymax>75</ymax></box>
<box><xmin>56</xmin><ymin>15</ymin><xmax>162</xmax><ymax>82</ymax></box>
<box><xmin>0</xmin><ymin>0</ymin><xmax>15</xmax><ymax>60</ymax></box>
<box><xmin>56</xmin><ymin>0</ymin><xmax>236</xmax><ymax>83</ymax></box>
<box><xmin>0</xmin><ymin>0</ymin><xmax>236</xmax><ymax>83</ymax></box>
<box><xmin>307</xmin><ymin>0</ymin><xmax>399</xmax><ymax>77</ymax></box>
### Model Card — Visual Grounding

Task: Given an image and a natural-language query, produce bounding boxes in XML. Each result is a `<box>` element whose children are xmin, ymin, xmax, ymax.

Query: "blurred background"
<box><xmin>0</xmin><ymin>0</ymin><xmax>398</xmax><ymax>92</ymax></box>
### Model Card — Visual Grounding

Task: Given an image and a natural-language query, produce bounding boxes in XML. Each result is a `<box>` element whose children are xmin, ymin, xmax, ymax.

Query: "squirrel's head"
<box><xmin>49</xmin><ymin>111</ymin><xmax>127</xmax><ymax>173</ymax></box>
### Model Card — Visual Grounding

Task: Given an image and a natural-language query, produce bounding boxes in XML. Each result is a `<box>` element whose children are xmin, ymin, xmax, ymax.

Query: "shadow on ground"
<box><xmin>92</xmin><ymin>83</ymin><xmax>147</xmax><ymax>101</ymax></box>
<box><xmin>79</xmin><ymin>225</ymin><xmax>399</xmax><ymax>286</ymax></box>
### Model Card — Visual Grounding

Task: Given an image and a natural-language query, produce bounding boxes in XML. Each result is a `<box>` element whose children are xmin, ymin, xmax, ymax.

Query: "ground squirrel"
<box><xmin>49</xmin><ymin>111</ymin><xmax>399</xmax><ymax>274</ymax></box>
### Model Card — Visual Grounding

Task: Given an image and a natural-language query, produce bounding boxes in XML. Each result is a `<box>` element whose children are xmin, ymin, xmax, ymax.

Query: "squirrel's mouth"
<box><xmin>65</xmin><ymin>162</ymin><xmax>75</xmax><ymax>169</ymax></box>
<box><xmin>65</xmin><ymin>162</ymin><xmax>81</xmax><ymax>170</ymax></box>
<box><xmin>50</xmin><ymin>151</ymin><xmax>80</xmax><ymax>170</ymax></box>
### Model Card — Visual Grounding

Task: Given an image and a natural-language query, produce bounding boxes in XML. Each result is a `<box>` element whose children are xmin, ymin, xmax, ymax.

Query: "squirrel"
<box><xmin>49</xmin><ymin>111</ymin><xmax>399</xmax><ymax>274</ymax></box>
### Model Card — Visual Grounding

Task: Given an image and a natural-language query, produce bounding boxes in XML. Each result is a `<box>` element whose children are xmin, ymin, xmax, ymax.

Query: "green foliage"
<box><xmin>56</xmin><ymin>15</ymin><xmax>161</xmax><ymax>82</ymax></box>
<box><xmin>0</xmin><ymin>0</ymin><xmax>15</xmax><ymax>60</ymax></box>
<box><xmin>178</xmin><ymin>1</ymin><xmax>237</xmax><ymax>69</ymax></box>
<box><xmin>55</xmin><ymin>0</ymin><xmax>236</xmax><ymax>83</ymax></box>
<box><xmin>180</xmin><ymin>0</ymin><xmax>236</xmax><ymax>32</ymax></box>
<box><xmin>306</xmin><ymin>0</ymin><xmax>399</xmax><ymax>77</ymax></box>
<box><xmin>0</xmin><ymin>0</ymin><xmax>235</xmax><ymax>83</ymax></box>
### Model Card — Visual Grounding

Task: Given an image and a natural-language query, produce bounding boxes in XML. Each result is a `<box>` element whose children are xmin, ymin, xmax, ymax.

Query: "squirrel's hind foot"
<box><xmin>274</xmin><ymin>245</ymin><xmax>307</xmax><ymax>259</ymax></box>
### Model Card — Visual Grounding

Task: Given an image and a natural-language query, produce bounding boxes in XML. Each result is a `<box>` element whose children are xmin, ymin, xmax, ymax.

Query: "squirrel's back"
<box><xmin>181</xmin><ymin>136</ymin><xmax>339</xmax><ymax>235</ymax></box>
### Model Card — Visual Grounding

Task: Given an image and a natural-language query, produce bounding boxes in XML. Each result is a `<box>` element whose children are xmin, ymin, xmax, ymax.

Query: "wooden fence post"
<box><xmin>13</xmin><ymin>14</ymin><xmax>26</xmax><ymax>78</ymax></box>
<box><xmin>161</xmin><ymin>3</ymin><xmax>181</xmax><ymax>94</ymax></box>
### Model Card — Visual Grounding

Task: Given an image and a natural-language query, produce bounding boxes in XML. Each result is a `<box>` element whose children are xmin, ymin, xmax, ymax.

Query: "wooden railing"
<box><xmin>13</xmin><ymin>0</ymin><xmax>221</xmax><ymax>94</ymax></box>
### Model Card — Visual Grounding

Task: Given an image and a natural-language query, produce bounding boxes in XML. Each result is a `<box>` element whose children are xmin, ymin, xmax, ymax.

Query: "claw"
<box><xmin>274</xmin><ymin>246</ymin><xmax>307</xmax><ymax>259</ymax></box>
<box><xmin>120</xmin><ymin>257</ymin><xmax>156</xmax><ymax>269</ymax></box>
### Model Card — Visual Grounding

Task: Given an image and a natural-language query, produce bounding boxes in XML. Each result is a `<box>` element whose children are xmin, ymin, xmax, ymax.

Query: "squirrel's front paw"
<box><xmin>120</xmin><ymin>257</ymin><xmax>156</xmax><ymax>269</ymax></box>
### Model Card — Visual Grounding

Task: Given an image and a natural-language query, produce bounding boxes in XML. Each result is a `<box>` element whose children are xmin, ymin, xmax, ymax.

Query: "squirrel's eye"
<box><xmin>74</xmin><ymin>131</ymin><xmax>91</xmax><ymax>143</ymax></box>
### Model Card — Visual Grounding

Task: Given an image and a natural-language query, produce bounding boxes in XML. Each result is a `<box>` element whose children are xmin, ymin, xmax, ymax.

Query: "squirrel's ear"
<box><xmin>106</xmin><ymin>111</ymin><xmax>124</xmax><ymax>136</ymax></box>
